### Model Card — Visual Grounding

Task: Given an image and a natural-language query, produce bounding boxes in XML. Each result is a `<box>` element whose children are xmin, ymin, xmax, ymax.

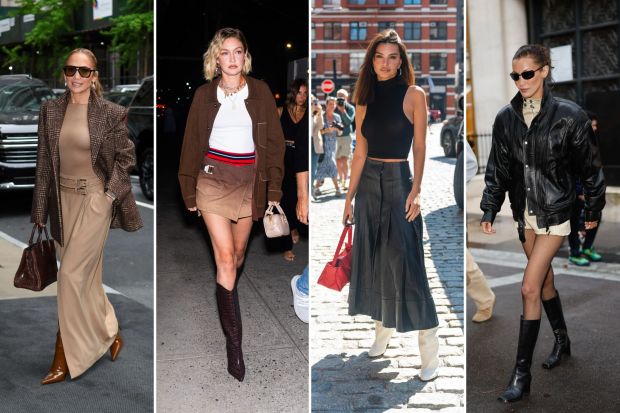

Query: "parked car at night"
<box><xmin>127</xmin><ymin>76</ymin><xmax>154</xmax><ymax>200</ymax></box>
<box><xmin>0</xmin><ymin>75</ymin><xmax>55</xmax><ymax>191</ymax></box>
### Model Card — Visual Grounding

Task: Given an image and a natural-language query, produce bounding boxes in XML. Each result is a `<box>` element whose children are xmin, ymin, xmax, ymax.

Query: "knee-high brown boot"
<box><xmin>216</xmin><ymin>283</ymin><xmax>245</xmax><ymax>381</ymax></box>
<box><xmin>41</xmin><ymin>331</ymin><xmax>68</xmax><ymax>385</ymax></box>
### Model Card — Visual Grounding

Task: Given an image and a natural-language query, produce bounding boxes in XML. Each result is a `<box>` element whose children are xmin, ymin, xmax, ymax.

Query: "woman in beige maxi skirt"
<box><xmin>31</xmin><ymin>48</ymin><xmax>142</xmax><ymax>384</ymax></box>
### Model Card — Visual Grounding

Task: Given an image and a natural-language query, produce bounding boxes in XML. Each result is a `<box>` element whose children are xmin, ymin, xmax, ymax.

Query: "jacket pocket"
<box><xmin>257</xmin><ymin>122</ymin><xmax>267</xmax><ymax>148</ymax></box>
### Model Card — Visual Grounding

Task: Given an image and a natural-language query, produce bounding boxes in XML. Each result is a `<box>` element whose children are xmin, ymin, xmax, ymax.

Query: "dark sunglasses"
<box><xmin>509</xmin><ymin>66</ymin><xmax>544</xmax><ymax>81</ymax></box>
<box><xmin>63</xmin><ymin>66</ymin><xmax>96</xmax><ymax>78</ymax></box>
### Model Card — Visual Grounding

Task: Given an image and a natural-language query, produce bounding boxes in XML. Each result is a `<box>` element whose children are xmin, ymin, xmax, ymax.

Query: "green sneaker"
<box><xmin>582</xmin><ymin>248</ymin><xmax>602</xmax><ymax>262</ymax></box>
<box><xmin>569</xmin><ymin>255</ymin><xmax>590</xmax><ymax>266</ymax></box>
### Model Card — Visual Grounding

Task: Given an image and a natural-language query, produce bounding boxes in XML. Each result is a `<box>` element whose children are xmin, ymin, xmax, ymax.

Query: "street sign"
<box><xmin>321</xmin><ymin>79</ymin><xmax>335</xmax><ymax>94</ymax></box>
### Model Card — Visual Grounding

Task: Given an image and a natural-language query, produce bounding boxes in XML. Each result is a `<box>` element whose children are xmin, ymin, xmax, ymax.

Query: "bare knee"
<box><xmin>216</xmin><ymin>250</ymin><xmax>237</xmax><ymax>274</ymax></box>
<box><xmin>234</xmin><ymin>248</ymin><xmax>246</xmax><ymax>268</ymax></box>
<box><xmin>521</xmin><ymin>283</ymin><xmax>540</xmax><ymax>304</ymax></box>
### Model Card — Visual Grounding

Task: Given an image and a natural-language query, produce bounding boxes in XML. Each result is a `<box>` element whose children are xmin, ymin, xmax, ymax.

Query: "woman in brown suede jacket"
<box><xmin>178</xmin><ymin>28</ymin><xmax>284</xmax><ymax>381</ymax></box>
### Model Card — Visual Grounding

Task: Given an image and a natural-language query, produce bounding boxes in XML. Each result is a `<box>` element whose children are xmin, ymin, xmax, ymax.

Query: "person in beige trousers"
<box><xmin>465</xmin><ymin>140</ymin><xmax>496</xmax><ymax>322</ymax></box>
<box><xmin>31</xmin><ymin>48</ymin><xmax>142</xmax><ymax>384</ymax></box>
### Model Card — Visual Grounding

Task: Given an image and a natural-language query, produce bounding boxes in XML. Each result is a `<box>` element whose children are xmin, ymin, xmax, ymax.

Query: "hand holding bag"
<box><xmin>14</xmin><ymin>224</ymin><xmax>58</xmax><ymax>291</ymax></box>
<box><xmin>263</xmin><ymin>202</ymin><xmax>290</xmax><ymax>238</ymax></box>
<box><xmin>317</xmin><ymin>225</ymin><xmax>353</xmax><ymax>291</ymax></box>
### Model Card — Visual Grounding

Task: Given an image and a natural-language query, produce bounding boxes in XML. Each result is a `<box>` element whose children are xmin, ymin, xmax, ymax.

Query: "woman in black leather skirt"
<box><xmin>342</xmin><ymin>29</ymin><xmax>440</xmax><ymax>382</ymax></box>
<box><xmin>480</xmin><ymin>44</ymin><xmax>606</xmax><ymax>403</ymax></box>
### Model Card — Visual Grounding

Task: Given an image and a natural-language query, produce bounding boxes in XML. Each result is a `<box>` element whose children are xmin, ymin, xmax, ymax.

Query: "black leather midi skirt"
<box><xmin>348</xmin><ymin>159</ymin><xmax>439</xmax><ymax>333</ymax></box>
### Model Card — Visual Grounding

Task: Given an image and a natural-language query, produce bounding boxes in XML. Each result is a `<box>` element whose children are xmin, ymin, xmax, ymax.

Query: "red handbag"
<box><xmin>317</xmin><ymin>225</ymin><xmax>353</xmax><ymax>291</ymax></box>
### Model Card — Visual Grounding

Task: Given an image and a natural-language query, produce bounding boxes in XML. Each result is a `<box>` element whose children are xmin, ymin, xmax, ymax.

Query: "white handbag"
<box><xmin>263</xmin><ymin>203</ymin><xmax>290</xmax><ymax>238</ymax></box>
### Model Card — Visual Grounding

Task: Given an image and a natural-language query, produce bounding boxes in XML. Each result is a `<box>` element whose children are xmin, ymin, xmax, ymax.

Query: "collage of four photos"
<box><xmin>1</xmin><ymin>0</ymin><xmax>618</xmax><ymax>412</ymax></box>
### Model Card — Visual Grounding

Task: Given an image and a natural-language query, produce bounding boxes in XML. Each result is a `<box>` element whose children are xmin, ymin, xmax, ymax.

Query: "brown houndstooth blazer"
<box><xmin>31</xmin><ymin>91</ymin><xmax>143</xmax><ymax>246</ymax></box>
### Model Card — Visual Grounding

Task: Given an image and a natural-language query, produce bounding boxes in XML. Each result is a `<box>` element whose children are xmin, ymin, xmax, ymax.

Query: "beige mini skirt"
<box><xmin>196</xmin><ymin>157</ymin><xmax>254</xmax><ymax>221</ymax></box>
<box><xmin>515</xmin><ymin>201</ymin><xmax>571</xmax><ymax>236</ymax></box>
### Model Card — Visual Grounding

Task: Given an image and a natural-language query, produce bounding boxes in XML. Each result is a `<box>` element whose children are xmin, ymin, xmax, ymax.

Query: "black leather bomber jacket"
<box><xmin>480</xmin><ymin>86</ymin><xmax>606</xmax><ymax>236</ymax></box>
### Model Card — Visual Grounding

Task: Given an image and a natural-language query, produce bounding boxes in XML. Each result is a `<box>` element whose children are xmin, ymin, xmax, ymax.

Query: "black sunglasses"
<box><xmin>63</xmin><ymin>66</ymin><xmax>96</xmax><ymax>78</ymax></box>
<box><xmin>509</xmin><ymin>66</ymin><xmax>544</xmax><ymax>81</ymax></box>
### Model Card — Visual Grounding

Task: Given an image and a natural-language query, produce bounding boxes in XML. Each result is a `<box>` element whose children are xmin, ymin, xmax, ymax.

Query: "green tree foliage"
<box><xmin>103</xmin><ymin>0</ymin><xmax>154</xmax><ymax>77</ymax></box>
<box><xmin>2</xmin><ymin>0</ymin><xmax>83</xmax><ymax>72</ymax></box>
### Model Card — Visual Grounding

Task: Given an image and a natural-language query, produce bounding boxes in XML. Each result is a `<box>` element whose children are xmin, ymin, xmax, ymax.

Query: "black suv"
<box><xmin>0</xmin><ymin>75</ymin><xmax>55</xmax><ymax>191</ymax></box>
<box><xmin>127</xmin><ymin>75</ymin><xmax>154</xmax><ymax>200</ymax></box>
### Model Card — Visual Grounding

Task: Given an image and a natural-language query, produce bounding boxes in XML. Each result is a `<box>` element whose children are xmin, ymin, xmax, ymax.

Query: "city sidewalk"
<box><xmin>466</xmin><ymin>174</ymin><xmax>620</xmax><ymax>411</ymax></box>
<box><xmin>0</xmin><ymin>182</ymin><xmax>154</xmax><ymax>413</ymax></box>
<box><xmin>310</xmin><ymin>124</ymin><xmax>465</xmax><ymax>411</ymax></box>
<box><xmin>156</xmin><ymin>143</ymin><xmax>309</xmax><ymax>413</ymax></box>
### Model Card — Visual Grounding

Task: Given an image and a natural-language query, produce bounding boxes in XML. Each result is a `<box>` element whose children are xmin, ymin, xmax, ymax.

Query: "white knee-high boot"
<box><xmin>368</xmin><ymin>320</ymin><xmax>395</xmax><ymax>357</ymax></box>
<box><xmin>418</xmin><ymin>326</ymin><xmax>439</xmax><ymax>381</ymax></box>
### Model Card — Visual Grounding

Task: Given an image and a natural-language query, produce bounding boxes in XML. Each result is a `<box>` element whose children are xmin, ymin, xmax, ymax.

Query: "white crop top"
<box><xmin>209</xmin><ymin>83</ymin><xmax>254</xmax><ymax>153</ymax></box>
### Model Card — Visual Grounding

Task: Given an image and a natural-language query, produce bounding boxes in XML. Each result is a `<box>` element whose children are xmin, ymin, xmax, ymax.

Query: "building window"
<box><xmin>378</xmin><ymin>21</ymin><xmax>396</xmax><ymax>33</ymax></box>
<box><xmin>404</xmin><ymin>22</ymin><xmax>421</xmax><ymax>40</ymax></box>
<box><xmin>411</xmin><ymin>53</ymin><xmax>422</xmax><ymax>72</ymax></box>
<box><xmin>323</xmin><ymin>0</ymin><xmax>341</xmax><ymax>6</ymax></box>
<box><xmin>404</xmin><ymin>0</ymin><xmax>421</xmax><ymax>4</ymax></box>
<box><xmin>379</xmin><ymin>0</ymin><xmax>396</xmax><ymax>4</ymax></box>
<box><xmin>348</xmin><ymin>0</ymin><xmax>366</xmax><ymax>4</ymax></box>
<box><xmin>324</xmin><ymin>54</ymin><xmax>342</xmax><ymax>73</ymax></box>
<box><xmin>429</xmin><ymin>22</ymin><xmax>448</xmax><ymax>40</ymax></box>
<box><xmin>311</xmin><ymin>52</ymin><xmax>317</xmax><ymax>73</ymax></box>
<box><xmin>324</xmin><ymin>22</ymin><xmax>342</xmax><ymax>40</ymax></box>
<box><xmin>350</xmin><ymin>22</ymin><xmax>367</xmax><ymax>41</ymax></box>
<box><xmin>429</xmin><ymin>53</ymin><xmax>447</xmax><ymax>71</ymax></box>
<box><xmin>430</xmin><ymin>0</ymin><xmax>447</xmax><ymax>4</ymax></box>
<box><xmin>350</xmin><ymin>52</ymin><xmax>365</xmax><ymax>73</ymax></box>
<box><xmin>311</xmin><ymin>22</ymin><xmax>315</xmax><ymax>41</ymax></box>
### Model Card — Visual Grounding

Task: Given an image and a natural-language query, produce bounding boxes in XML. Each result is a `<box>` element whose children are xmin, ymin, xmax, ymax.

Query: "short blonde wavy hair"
<box><xmin>203</xmin><ymin>28</ymin><xmax>252</xmax><ymax>81</ymax></box>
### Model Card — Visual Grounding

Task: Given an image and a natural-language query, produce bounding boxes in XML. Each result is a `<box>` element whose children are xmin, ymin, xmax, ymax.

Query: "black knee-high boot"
<box><xmin>216</xmin><ymin>284</ymin><xmax>245</xmax><ymax>381</ymax></box>
<box><xmin>542</xmin><ymin>291</ymin><xmax>571</xmax><ymax>369</ymax></box>
<box><xmin>498</xmin><ymin>317</ymin><xmax>541</xmax><ymax>403</ymax></box>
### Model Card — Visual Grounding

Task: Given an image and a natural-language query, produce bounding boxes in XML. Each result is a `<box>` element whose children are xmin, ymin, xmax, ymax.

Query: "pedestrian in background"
<box><xmin>343</xmin><ymin>29</ymin><xmax>440</xmax><ymax>381</ymax></box>
<box><xmin>465</xmin><ymin>140</ymin><xmax>495</xmax><ymax>322</ymax></box>
<box><xmin>32</xmin><ymin>48</ymin><xmax>142</xmax><ymax>384</ymax></box>
<box><xmin>313</xmin><ymin>97</ymin><xmax>342</xmax><ymax>197</ymax></box>
<box><xmin>178</xmin><ymin>27</ymin><xmax>285</xmax><ymax>382</ymax></box>
<box><xmin>567</xmin><ymin>111</ymin><xmax>604</xmax><ymax>266</ymax></box>
<box><xmin>310</xmin><ymin>94</ymin><xmax>324</xmax><ymax>187</ymax></box>
<box><xmin>334</xmin><ymin>88</ymin><xmax>355</xmax><ymax>189</ymax></box>
<box><xmin>276</xmin><ymin>78</ymin><xmax>308</xmax><ymax>261</ymax></box>
<box><xmin>480</xmin><ymin>44</ymin><xmax>605</xmax><ymax>403</ymax></box>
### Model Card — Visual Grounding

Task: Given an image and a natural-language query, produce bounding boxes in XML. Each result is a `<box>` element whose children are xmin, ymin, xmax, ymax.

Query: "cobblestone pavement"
<box><xmin>310</xmin><ymin>124</ymin><xmax>465</xmax><ymax>412</ymax></box>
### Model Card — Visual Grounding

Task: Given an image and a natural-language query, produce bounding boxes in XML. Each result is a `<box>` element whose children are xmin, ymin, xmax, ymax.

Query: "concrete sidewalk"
<box><xmin>310</xmin><ymin>124</ymin><xmax>465</xmax><ymax>411</ymax></box>
<box><xmin>155</xmin><ymin>146</ymin><xmax>309</xmax><ymax>412</ymax></box>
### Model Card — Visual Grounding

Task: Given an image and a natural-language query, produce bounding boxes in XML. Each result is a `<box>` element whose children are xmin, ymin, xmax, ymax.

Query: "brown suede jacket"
<box><xmin>178</xmin><ymin>76</ymin><xmax>285</xmax><ymax>219</ymax></box>
<box><xmin>31</xmin><ymin>91</ymin><xmax>143</xmax><ymax>246</ymax></box>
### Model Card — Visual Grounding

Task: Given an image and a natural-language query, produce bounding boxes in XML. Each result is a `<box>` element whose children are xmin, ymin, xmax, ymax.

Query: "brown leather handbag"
<box><xmin>317</xmin><ymin>225</ymin><xmax>353</xmax><ymax>292</ymax></box>
<box><xmin>14</xmin><ymin>224</ymin><xmax>58</xmax><ymax>291</ymax></box>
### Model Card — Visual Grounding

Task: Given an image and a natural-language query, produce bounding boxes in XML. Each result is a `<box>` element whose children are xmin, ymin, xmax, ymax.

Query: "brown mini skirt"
<box><xmin>196</xmin><ymin>157</ymin><xmax>254</xmax><ymax>221</ymax></box>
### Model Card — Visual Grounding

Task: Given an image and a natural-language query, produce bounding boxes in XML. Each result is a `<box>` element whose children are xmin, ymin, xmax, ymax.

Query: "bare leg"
<box><xmin>521</xmin><ymin>234</ymin><xmax>565</xmax><ymax>320</ymax></box>
<box><xmin>202</xmin><ymin>213</ymin><xmax>252</xmax><ymax>290</ymax></box>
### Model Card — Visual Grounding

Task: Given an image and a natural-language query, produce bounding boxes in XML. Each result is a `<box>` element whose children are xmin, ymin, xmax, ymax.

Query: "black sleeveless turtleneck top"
<box><xmin>361</xmin><ymin>75</ymin><xmax>413</xmax><ymax>159</ymax></box>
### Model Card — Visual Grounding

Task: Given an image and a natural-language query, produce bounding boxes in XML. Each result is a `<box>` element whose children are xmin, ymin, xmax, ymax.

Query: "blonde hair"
<box><xmin>203</xmin><ymin>28</ymin><xmax>252</xmax><ymax>81</ymax></box>
<box><xmin>66</xmin><ymin>48</ymin><xmax>103</xmax><ymax>97</ymax></box>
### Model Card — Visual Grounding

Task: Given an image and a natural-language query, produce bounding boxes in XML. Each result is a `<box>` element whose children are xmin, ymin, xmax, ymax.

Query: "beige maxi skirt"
<box><xmin>57</xmin><ymin>174</ymin><xmax>118</xmax><ymax>378</ymax></box>
<box><xmin>196</xmin><ymin>157</ymin><xmax>254</xmax><ymax>221</ymax></box>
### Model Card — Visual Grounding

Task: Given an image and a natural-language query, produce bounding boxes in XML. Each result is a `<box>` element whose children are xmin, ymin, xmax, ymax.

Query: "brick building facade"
<box><xmin>312</xmin><ymin>0</ymin><xmax>462</xmax><ymax>119</ymax></box>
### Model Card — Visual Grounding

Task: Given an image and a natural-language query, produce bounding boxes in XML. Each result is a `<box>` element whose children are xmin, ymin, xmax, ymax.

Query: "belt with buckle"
<box><xmin>59</xmin><ymin>177</ymin><xmax>102</xmax><ymax>195</ymax></box>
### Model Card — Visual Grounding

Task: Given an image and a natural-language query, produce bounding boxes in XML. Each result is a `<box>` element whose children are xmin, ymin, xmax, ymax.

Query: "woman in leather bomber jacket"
<box><xmin>480</xmin><ymin>45</ymin><xmax>605</xmax><ymax>403</ymax></box>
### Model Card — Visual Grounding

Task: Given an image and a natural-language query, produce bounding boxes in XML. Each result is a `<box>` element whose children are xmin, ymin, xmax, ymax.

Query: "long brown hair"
<box><xmin>66</xmin><ymin>48</ymin><xmax>103</xmax><ymax>97</ymax></box>
<box><xmin>353</xmin><ymin>29</ymin><xmax>414</xmax><ymax>105</ymax></box>
<box><xmin>286</xmin><ymin>78</ymin><xmax>308</xmax><ymax>110</ymax></box>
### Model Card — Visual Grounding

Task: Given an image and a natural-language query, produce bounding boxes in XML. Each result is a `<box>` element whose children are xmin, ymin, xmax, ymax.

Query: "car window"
<box><xmin>132</xmin><ymin>78</ymin><xmax>153</xmax><ymax>107</ymax></box>
<box><xmin>0</xmin><ymin>82</ymin><xmax>55</xmax><ymax>112</ymax></box>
